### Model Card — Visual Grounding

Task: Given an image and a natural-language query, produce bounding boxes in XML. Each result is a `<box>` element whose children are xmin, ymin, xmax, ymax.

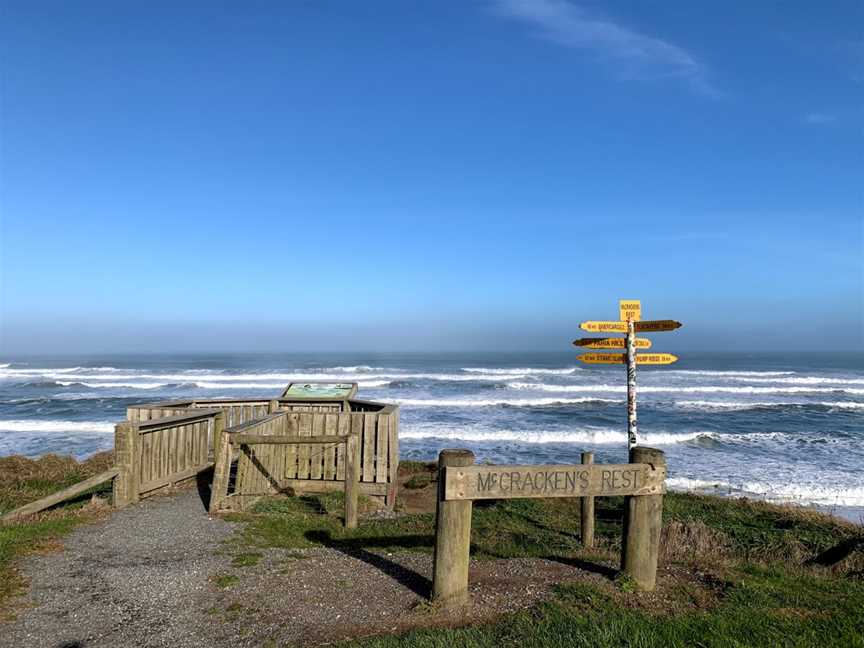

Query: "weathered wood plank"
<box><xmin>336</xmin><ymin>414</ymin><xmax>350</xmax><ymax>481</ymax></box>
<box><xmin>310</xmin><ymin>415</ymin><xmax>324</xmax><ymax>480</ymax></box>
<box><xmin>230</xmin><ymin>434</ymin><xmax>352</xmax><ymax>445</ymax></box>
<box><xmin>362</xmin><ymin>413</ymin><xmax>375</xmax><ymax>483</ymax></box>
<box><xmin>3</xmin><ymin>468</ymin><xmax>119</xmax><ymax>521</ymax></box>
<box><xmin>284</xmin><ymin>413</ymin><xmax>299</xmax><ymax>480</ymax></box>
<box><xmin>139</xmin><ymin>462</ymin><xmax>213</xmax><ymax>495</ymax></box>
<box><xmin>375</xmin><ymin>413</ymin><xmax>388</xmax><ymax>484</ymax></box>
<box><xmin>323</xmin><ymin>414</ymin><xmax>337</xmax><ymax>481</ymax></box>
<box><xmin>444</xmin><ymin>463</ymin><xmax>666</xmax><ymax>501</ymax></box>
<box><xmin>297</xmin><ymin>414</ymin><xmax>312</xmax><ymax>480</ymax></box>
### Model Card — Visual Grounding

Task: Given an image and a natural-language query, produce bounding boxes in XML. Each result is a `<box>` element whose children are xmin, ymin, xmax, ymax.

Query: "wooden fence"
<box><xmin>113</xmin><ymin>409</ymin><xmax>224</xmax><ymax>507</ymax></box>
<box><xmin>210</xmin><ymin>413</ymin><xmax>361</xmax><ymax>526</ymax></box>
<box><xmin>126</xmin><ymin>397</ymin><xmax>399</xmax><ymax>507</ymax></box>
<box><xmin>208</xmin><ymin>405</ymin><xmax>399</xmax><ymax>511</ymax></box>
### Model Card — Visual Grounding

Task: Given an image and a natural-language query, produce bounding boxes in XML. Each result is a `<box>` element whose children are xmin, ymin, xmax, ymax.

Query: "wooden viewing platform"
<box><xmin>3</xmin><ymin>382</ymin><xmax>400</xmax><ymax>522</ymax></box>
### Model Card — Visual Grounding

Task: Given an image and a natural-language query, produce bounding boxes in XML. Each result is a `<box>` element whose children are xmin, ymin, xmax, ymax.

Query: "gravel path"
<box><xmin>3</xmin><ymin>487</ymin><xmax>240</xmax><ymax>648</ymax></box>
<box><xmin>2</xmin><ymin>487</ymin><xmax>602</xmax><ymax>647</ymax></box>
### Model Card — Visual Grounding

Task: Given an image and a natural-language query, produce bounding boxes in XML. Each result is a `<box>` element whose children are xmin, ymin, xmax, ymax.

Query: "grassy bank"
<box><xmin>1</xmin><ymin>456</ymin><xmax>862</xmax><ymax>645</ymax></box>
<box><xmin>223</xmin><ymin>461</ymin><xmax>864</xmax><ymax>647</ymax></box>
<box><xmin>0</xmin><ymin>452</ymin><xmax>114</xmax><ymax>617</ymax></box>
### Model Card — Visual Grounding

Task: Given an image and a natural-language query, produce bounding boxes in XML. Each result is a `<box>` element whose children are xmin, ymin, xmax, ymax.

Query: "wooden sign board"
<box><xmin>444</xmin><ymin>463</ymin><xmax>666</xmax><ymax>501</ymax></box>
<box><xmin>580</xmin><ymin>353</ymin><xmax>679</xmax><ymax>364</ymax></box>
<box><xmin>580</xmin><ymin>321</ymin><xmax>628</xmax><ymax>333</ymax></box>
<box><xmin>579</xmin><ymin>352</ymin><xmax>625</xmax><ymax>364</ymax></box>
<box><xmin>634</xmin><ymin>320</ymin><xmax>682</xmax><ymax>333</ymax></box>
<box><xmin>636</xmin><ymin>353</ymin><xmax>678</xmax><ymax>365</ymax></box>
<box><xmin>619</xmin><ymin>300</ymin><xmax>641</xmax><ymax>322</ymax></box>
<box><xmin>574</xmin><ymin>337</ymin><xmax>651</xmax><ymax>350</ymax></box>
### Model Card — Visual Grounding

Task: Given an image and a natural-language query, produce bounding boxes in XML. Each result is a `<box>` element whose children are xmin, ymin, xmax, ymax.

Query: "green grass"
<box><xmin>0</xmin><ymin>452</ymin><xmax>115</xmax><ymax>617</ymax></box>
<box><xmin>211</xmin><ymin>573</ymin><xmax>240</xmax><ymax>588</ymax></box>
<box><xmin>350</xmin><ymin>568</ymin><xmax>864</xmax><ymax>648</ymax></box>
<box><xmin>224</xmin><ymin>487</ymin><xmax>863</xmax><ymax>648</ymax></box>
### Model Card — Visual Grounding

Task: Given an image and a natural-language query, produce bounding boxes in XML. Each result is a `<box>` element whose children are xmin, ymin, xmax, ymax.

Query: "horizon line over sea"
<box><xmin>1</xmin><ymin>351</ymin><xmax>862</xmax><ymax>523</ymax></box>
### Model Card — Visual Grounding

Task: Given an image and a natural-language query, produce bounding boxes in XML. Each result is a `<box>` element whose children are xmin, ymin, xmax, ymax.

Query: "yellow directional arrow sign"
<box><xmin>580</xmin><ymin>321</ymin><xmax>628</xmax><ymax>333</ymax></box>
<box><xmin>634</xmin><ymin>320</ymin><xmax>683</xmax><ymax>333</ymax></box>
<box><xmin>573</xmin><ymin>337</ymin><xmax>652</xmax><ymax>350</ymax></box>
<box><xmin>636</xmin><ymin>353</ymin><xmax>678</xmax><ymax>365</ymax></box>
<box><xmin>578</xmin><ymin>353</ymin><xmax>625</xmax><ymax>364</ymax></box>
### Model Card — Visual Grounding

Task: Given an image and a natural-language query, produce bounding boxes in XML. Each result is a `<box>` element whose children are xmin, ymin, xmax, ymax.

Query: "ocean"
<box><xmin>1</xmin><ymin>352</ymin><xmax>862</xmax><ymax>520</ymax></box>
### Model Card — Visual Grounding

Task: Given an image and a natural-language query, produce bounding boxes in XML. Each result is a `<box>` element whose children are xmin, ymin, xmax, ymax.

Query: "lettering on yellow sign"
<box><xmin>580</xmin><ymin>321</ymin><xmax>628</xmax><ymax>333</ymax></box>
<box><xmin>634</xmin><ymin>320</ymin><xmax>682</xmax><ymax>332</ymax></box>
<box><xmin>578</xmin><ymin>353</ymin><xmax>625</xmax><ymax>364</ymax></box>
<box><xmin>573</xmin><ymin>337</ymin><xmax>651</xmax><ymax>349</ymax></box>
<box><xmin>636</xmin><ymin>353</ymin><xmax>679</xmax><ymax>365</ymax></box>
<box><xmin>619</xmin><ymin>300</ymin><xmax>641</xmax><ymax>322</ymax></box>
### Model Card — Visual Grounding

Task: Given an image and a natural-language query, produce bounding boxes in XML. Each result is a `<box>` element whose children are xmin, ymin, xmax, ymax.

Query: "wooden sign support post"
<box><xmin>622</xmin><ymin>446</ymin><xmax>666</xmax><ymax>590</ymax></box>
<box><xmin>625</xmin><ymin>319</ymin><xmax>638</xmax><ymax>449</ymax></box>
<box><xmin>431</xmin><ymin>449</ymin><xmax>475</xmax><ymax>607</ymax></box>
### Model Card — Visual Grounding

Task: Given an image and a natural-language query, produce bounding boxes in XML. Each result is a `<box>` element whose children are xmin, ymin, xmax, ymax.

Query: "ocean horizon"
<box><xmin>2</xmin><ymin>351</ymin><xmax>862</xmax><ymax>522</ymax></box>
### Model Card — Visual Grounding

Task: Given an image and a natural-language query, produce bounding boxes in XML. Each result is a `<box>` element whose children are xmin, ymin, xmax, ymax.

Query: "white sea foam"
<box><xmin>461</xmin><ymin>367</ymin><xmax>577</xmax><ymax>375</ymax></box>
<box><xmin>191</xmin><ymin>380</ymin><xmax>390</xmax><ymax>389</ymax></box>
<box><xmin>667</xmin><ymin>477</ymin><xmax>864</xmax><ymax>507</ymax></box>
<box><xmin>394</xmin><ymin>397</ymin><xmax>620</xmax><ymax>408</ymax></box>
<box><xmin>666</xmin><ymin>370</ymin><xmax>796</xmax><ymax>377</ymax></box>
<box><xmin>401</xmin><ymin>427</ymin><xmax>712</xmax><ymax>445</ymax></box>
<box><xmin>0</xmin><ymin>419</ymin><xmax>115</xmax><ymax>433</ymax></box>
<box><xmin>729</xmin><ymin>376</ymin><xmax>864</xmax><ymax>385</ymax></box>
<box><xmin>3</xmin><ymin>370</ymin><xmax>527</xmax><ymax>383</ymax></box>
<box><xmin>676</xmin><ymin>400</ymin><xmax>864</xmax><ymax>411</ymax></box>
<box><xmin>507</xmin><ymin>382</ymin><xmax>864</xmax><ymax>395</ymax></box>
<box><xmin>56</xmin><ymin>381</ymin><xmax>169</xmax><ymax>389</ymax></box>
<box><xmin>819</xmin><ymin>401</ymin><xmax>864</xmax><ymax>410</ymax></box>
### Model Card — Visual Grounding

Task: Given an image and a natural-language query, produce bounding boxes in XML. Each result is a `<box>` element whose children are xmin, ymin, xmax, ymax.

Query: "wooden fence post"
<box><xmin>209</xmin><ymin>431</ymin><xmax>232</xmax><ymax>514</ymax></box>
<box><xmin>113</xmin><ymin>421</ymin><xmax>140</xmax><ymax>508</ymax></box>
<box><xmin>581</xmin><ymin>451</ymin><xmax>595</xmax><ymax>548</ymax></box>
<box><xmin>344</xmin><ymin>433</ymin><xmax>360</xmax><ymax>529</ymax></box>
<box><xmin>621</xmin><ymin>446</ymin><xmax>665</xmax><ymax>591</ymax></box>
<box><xmin>212</xmin><ymin>411</ymin><xmax>225</xmax><ymax>463</ymax></box>
<box><xmin>268</xmin><ymin>399</ymin><xmax>279</xmax><ymax>414</ymax></box>
<box><xmin>431</xmin><ymin>449</ymin><xmax>475</xmax><ymax>606</ymax></box>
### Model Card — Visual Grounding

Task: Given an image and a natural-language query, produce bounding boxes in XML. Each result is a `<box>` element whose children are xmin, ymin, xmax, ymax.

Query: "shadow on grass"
<box><xmin>547</xmin><ymin>555</ymin><xmax>619</xmax><ymax>579</ymax></box>
<box><xmin>305</xmin><ymin>530</ymin><xmax>433</xmax><ymax>598</ymax></box>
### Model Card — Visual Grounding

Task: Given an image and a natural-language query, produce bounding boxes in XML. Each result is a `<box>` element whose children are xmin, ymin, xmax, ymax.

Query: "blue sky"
<box><xmin>1</xmin><ymin>1</ymin><xmax>861</xmax><ymax>353</ymax></box>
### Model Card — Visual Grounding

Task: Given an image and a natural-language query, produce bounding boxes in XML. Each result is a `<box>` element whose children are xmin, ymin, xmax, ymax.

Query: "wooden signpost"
<box><xmin>432</xmin><ymin>447</ymin><xmax>668</xmax><ymax>605</ymax></box>
<box><xmin>574</xmin><ymin>300</ymin><xmax>682</xmax><ymax>450</ymax></box>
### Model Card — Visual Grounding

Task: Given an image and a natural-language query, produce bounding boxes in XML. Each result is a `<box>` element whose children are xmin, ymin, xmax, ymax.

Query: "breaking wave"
<box><xmin>400</xmin><ymin>427</ymin><xmax>713</xmax><ymax>445</ymax></box>
<box><xmin>0</xmin><ymin>419</ymin><xmax>115</xmax><ymax>433</ymax></box>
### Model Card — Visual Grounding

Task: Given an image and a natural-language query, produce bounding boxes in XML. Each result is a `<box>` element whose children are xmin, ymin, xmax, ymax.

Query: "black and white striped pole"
<box><xmin>625</xmin><ymin>318</ymin><xmax>638</xmax><ymax>450</ymax></box>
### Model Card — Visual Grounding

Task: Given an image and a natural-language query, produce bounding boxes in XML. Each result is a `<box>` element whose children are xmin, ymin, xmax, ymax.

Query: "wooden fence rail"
<box><xmin>209</xmin><ymin>413</ymin><xmax>361</xmax><ymax>527</ymax></box>
<box><xmin>114</xmin><ymin>409</ymin><xmax>224</xmax><ymax>507</ymax></box>
<box><xmin>128</xmin><ymin>397</ymin><xmax>399</xmax><ymax>507</ymax></box>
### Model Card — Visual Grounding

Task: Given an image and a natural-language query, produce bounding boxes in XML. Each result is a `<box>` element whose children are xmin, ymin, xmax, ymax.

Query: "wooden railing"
<box><xmin>113</xmin><ymin>409</ymin><xmax>224</xmax><ymax>506</ymax></box>
<box><xmin>210</xmin><ymin>413</ymin><xmax>360</xmax><ymax>526</ymax></box>
<box><xmin>208</xmin><ymin>405</ymin><xmax>398</xmax><ymax>513</ymax></box>
<box><xmin>127</xmin><ymin>397</ymin><xmax>400</xmax><ymax>506</ymax></box>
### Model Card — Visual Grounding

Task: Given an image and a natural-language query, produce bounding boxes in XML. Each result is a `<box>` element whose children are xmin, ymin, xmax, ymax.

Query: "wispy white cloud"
<box><xmin>492</xmin><ymin>0</ymin><xmax>718</xmax><ymax>96</ymax></box>
<box><xmin>804</xmin><ymin>112</ymin><xmax>837</xmax><ymax>125</ymax></box>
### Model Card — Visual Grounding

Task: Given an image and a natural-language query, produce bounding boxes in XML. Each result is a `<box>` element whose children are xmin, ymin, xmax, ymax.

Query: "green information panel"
<box><xmin>282</xmin><ymin>382</ymin><xmax>357</xmax><ymax>399</ymax></box>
